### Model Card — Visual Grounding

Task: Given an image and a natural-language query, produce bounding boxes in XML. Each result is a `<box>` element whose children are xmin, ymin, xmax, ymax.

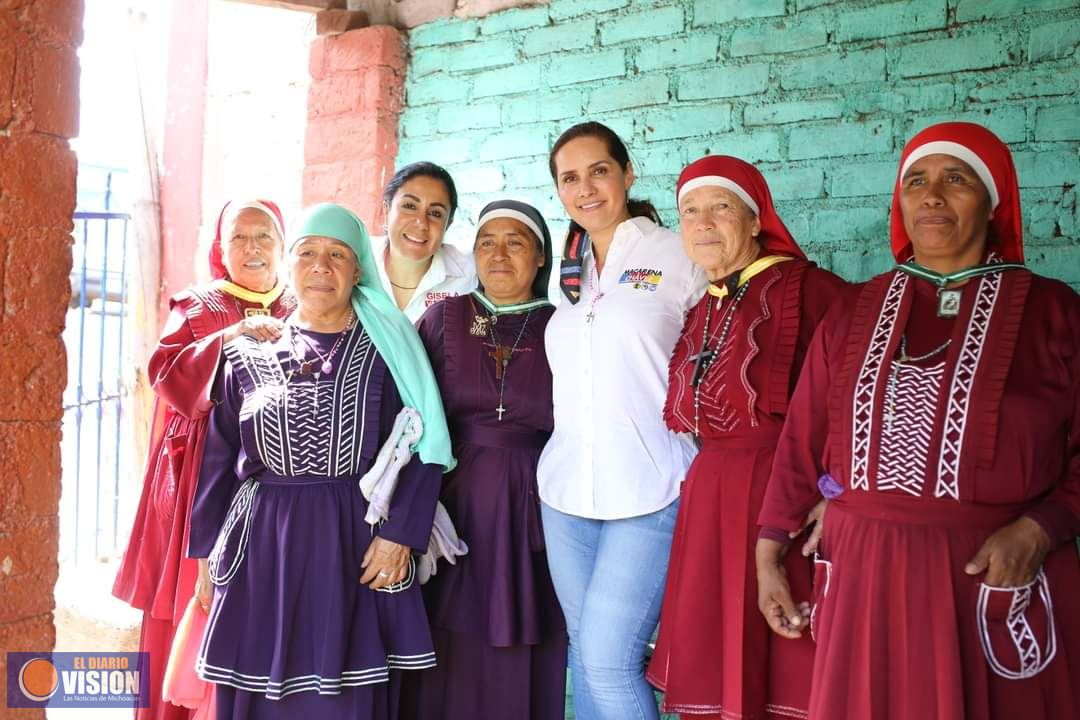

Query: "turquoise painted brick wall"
<box><xmin>398</xmin><ymin>0</ymin><xmax>1080</xmax><ymax>286</ymax></box>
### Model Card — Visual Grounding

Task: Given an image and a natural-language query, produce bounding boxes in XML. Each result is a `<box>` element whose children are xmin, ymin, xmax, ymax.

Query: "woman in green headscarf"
<box><xmin>188</xmin><ymin>203</ymin><xmax>454</xmax><ymax>719</ymax></box>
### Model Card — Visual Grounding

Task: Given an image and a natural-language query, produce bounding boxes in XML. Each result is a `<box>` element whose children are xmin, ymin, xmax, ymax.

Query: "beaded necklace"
<box><xmin>689</xmin><ymin>282</ymin><xmax>751</xmax><ymax>436</ymax></box>
<box><xmin>286</xmin><ymin>311</ymin><xmax>356</xmax><ymax>383</ymax></box>
<box><xmin>485</xmin><ymin>307</ymin><xmax>532</xmax><ymax>421</ymax></box>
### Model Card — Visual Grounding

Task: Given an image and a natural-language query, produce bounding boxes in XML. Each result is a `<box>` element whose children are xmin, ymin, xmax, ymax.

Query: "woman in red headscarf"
<box><xmin>757</xmin><ymin>122</ymin><xmax>1080</xmax><ymax>719</ymax></box>
<box><xmin>647</xmin><ymin>156</ymin><xmax>846</xmax><ymax>719</ymax></box>
<box><xmin>113</xmin><ymin>200</ymin><xmax>294</xmax><ymax>720</ymax></box>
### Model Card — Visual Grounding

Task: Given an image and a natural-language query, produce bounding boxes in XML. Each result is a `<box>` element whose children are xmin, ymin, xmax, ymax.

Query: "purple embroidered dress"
<box><xmin>188</xmin><ymin>322</ymin><xmax>441</xmax><ymax>720</ymax></box>
<box><xmin>400</xmin><ymin>295</ymin><xmax>567</xmax><ymax>720</ymax></box>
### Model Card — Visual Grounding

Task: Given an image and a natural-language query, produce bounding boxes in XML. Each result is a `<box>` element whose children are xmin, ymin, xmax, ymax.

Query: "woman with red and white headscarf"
<box><xmin>646</xmin><ymin>156</ymin><xmax>846</xmax><ymax>719</ymax></box>
<box><xmin>113</xmin><ymin>200</ymin><xmax>294</xmax><ymax>720</ymax></box>
<box><xmin>757</xmin><ymin>122</ymin><xmax>1080</xmax><ymax>719</ymax></box>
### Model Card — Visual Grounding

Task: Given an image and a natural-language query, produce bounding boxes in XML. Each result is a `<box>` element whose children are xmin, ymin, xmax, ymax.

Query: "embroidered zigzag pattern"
<box><xmin>876</xmin><ymin>362</ymin><xmax>945</xmax><ymax>496</ymax></box>
<box><xmin>236</xmin><ymin>328</ymin><xmax>376</xmax><ymax>477</ymax></box>
<box><xmin>977</xmin><ymin>570</ymin><xmax>1058</xmax><ymax>680</ymax></box>
<box><xmin>1007</xmin><ymin>584</ymin><xmax>1042</xmax><ymax>675</ymax></box>
<box><xmin>228</xmin><ymin>340</ymin><xmax>290</xmax><ymax>475</ymax></box>
<box><xmin>287</xmin><ymin>381</ymin><xmax>330</xmax><ymax>475</ymax></box>
<box><xmin>934</xmin><ymin>273</ymin><xmax>1000</xmax><ymax>499</ymax></box>
<box><xmin>332</xmin><ymin>331</ymin><xmax>374</xmax><ymax>475</ymax></box>
<box><xmin>698</xmin><ymin>315</ymin><xmax>742</xmax><ymax>433</ymax></box>
<box><xmin>850</xmin><ymin>273</ymin><xmax>908</xmax><ymax>491</ymax></box>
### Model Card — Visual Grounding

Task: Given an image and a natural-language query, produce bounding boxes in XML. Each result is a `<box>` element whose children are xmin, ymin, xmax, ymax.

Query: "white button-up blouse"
<box><xmin>372</xmin><ymin>238</ymin><xmax>477</xmax><ymax>323</ymax></box>
<box><xmin>538</xmin><ymin>217</ymin><xmax>706</xmax><ymax>519</ymax></box>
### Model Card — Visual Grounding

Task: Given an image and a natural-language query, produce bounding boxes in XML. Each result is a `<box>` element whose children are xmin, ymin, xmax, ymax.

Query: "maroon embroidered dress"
<box><xmin>758</xmin><ymin>266</ymin><xmax>1080</xmax><ymax>719</ymax></box>
<box><xmin>647</xmin><ymin>259</ymin><xmax>845</xmax><ymax>719</ymax></box>
<box><xmin>113</xmin><ymin>284</ymin><xmax>293</xmax><ymax>720</ymax></box>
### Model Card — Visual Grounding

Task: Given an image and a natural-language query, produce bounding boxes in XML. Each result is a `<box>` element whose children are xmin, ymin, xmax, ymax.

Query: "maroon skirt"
<box><xmin>648</xmin><ymin>431</ymin><xmax>815</xmax><ymax>719</ymax></box>
<box><xmin>807</xmin><ymin>491</ymin><xmax>1080</xmax><ymax>719</ymax></box>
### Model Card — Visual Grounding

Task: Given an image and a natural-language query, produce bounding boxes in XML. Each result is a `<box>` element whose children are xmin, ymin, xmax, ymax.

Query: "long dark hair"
<box><xmin>548</xmin><ymin>122</ymin><xmax>661</xmax><ymax>240</ymax></box>
<box><xmin>382</xmin><ymin>161</ymin><xmax>459</xmax><ymax>227</ymax></box>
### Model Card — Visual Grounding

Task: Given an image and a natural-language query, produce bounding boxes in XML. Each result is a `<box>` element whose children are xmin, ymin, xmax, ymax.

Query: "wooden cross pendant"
<box><xmin>488</xmin><ymin>345</ymin><xmax>513</xmax><ymax>379</ymax></box>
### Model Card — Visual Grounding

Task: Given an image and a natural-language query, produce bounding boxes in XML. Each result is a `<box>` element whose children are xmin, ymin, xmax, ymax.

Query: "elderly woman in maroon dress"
<box><xmin>645</xmin><ymin>156</ymin><xmax>845</xmax><ymax>720</ymax></box>
<box><xmin>112</xmin><ymin>199</ymin><xmax>293</xmax><ymax>720</ymax></box>
<box><xmin>757</xmin><ymin>122</ymin><xmax>1080</xmax><ymax>719</ymax></box>
<box><xmin>400</xmin><ymin>200</ymin><xmax>567</xmax><ymax>720</ymax></box>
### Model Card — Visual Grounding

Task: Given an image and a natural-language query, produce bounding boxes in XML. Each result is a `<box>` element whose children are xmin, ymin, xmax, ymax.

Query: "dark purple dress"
<box><xmin>400</xmin><ymin>295</ymin><xmax>567</xmax><ymax>720</ymax></box>
<box><xmin>188</xmin><ymin>323</ymin><xmax>442</xmax><ymax>720</ymax></box>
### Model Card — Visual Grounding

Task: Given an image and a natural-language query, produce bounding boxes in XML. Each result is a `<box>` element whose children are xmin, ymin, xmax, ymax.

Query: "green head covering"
<box><xmin>290</xmin><ymin>203</ymin><xmax>455</xmax><ymax>472</ymax></box>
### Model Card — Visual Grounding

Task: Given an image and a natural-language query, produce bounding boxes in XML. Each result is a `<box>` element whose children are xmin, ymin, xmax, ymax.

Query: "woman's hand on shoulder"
<box><xmin>360</xmin><ymin>536</ymin><xmax>411</xmax><ymax>590</ymax></box>
<box><xmin>222</xmin><ymin>316</ymin><xmax>284</xmax><ymax>343</ymax></box>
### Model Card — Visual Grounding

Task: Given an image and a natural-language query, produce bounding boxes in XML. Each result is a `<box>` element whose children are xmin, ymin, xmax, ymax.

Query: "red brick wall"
<box><xmin>0</xmin><ymin>0</ymin><xmax>83</xmax><ymax>715</ymax></box>
<box><xmin>303</xmin><ymin>25</ymin><xmax>406</xmax><ymax>231</ymax></box>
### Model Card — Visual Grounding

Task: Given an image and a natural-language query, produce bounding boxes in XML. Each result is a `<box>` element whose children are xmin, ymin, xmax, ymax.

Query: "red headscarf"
<box><xmin>891</xmin><ymin>122</ymin><xmax>1023</xmax><ymax>263</ymax></box>
<box><xmin>675</xmin><ymin>155</ymin><xmax>806</xmax><ymax>260</ymax></box>
<box><xmin>209</xmin><ymin>199</ymin><xmax>287</xmax><ymax>281</ymax></box>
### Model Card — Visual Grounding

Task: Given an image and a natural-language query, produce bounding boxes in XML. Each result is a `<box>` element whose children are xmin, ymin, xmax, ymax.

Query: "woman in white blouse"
<box><xmin>538</xmin><ymin>122</ymin><xmax>705</xmax><ymax>720</ymax></box>
<box><xmin>372</xmin><ymin>161</ymin><xmax>476</xmax><ymax>322</ymax></box>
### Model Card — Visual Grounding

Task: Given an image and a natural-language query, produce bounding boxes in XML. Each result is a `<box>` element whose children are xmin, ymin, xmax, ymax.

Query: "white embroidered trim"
<box><xmin>207</xmin><ymin>478</ymin><xmax>259</xmax><ymax>586</ymax></box>
<box><xmin>977</xmin><ymin>569</ymin><xmax>1057</xmax><ymax>680</ymax></box>
<box><xmin>850</xmin><ymin>273</ymin><xmax>908</xmax><ymax>491</ymax></box>
<box><xmin>739</xmin><ymin>267</ymin><xmax>781</xmax><ymax>428</ymax></box>
<box><xmin>228</xmin><ymin>329</ymin><xmax>377</xmax><ymax>479</ymax></box>
<box><xmin>934</xmin><ymin>272</ymin><xmax>1001</xmax><ymax>499</ymax></box>
<box><xmin>766</xmin><ymin>703</ymin><xmax>811</xmax><ymax>719</ymax></box>
<box><xmin>374</xmin><ymin>556</ymin><xmax>417</xmax><ymax>594</ymax></box>
<box><xmin>876</xmin><ymin>362</ymin><xmax>945</xmax><ymax>496</ymax></box>
<box><xmin>659</xmin><ymin>702</ymin><xmax>807</xmax><ymax>719</ymax></box>
<box><xmin>196</xmin><ymin>652</ymin><xmax>436</xmax><ymax>701</ymax></box>
<box><xmin>810</xmin><ymin>554</ymin><xmax>833</xmax><ymax>643</ymax></box>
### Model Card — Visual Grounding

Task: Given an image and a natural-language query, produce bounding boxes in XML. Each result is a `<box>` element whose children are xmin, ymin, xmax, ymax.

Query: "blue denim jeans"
<box><xmin>541</xmin><ymin>500</ymin><xmax>679</xmax><ymax>720</ymax></box>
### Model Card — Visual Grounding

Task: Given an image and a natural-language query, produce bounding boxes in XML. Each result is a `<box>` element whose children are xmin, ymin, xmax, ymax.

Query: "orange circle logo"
<box><xmin>19</xmin><ymin>657</ymin><xmax>59</xmax><ymax>701</ymax></box>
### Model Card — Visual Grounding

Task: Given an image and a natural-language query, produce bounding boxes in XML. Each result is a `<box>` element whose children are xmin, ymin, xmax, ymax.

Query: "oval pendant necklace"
<box><xmin>288</xmin><ymin>311</ymin><xmax>356</xmax><ymax>380</ymax></box>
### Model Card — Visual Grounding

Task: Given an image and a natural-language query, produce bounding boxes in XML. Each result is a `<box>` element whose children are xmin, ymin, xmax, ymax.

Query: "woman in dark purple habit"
<box><xmin>188</xmin><ymin>203</ymin><xmax>456</xmax><ymax>720</ymax></box>
<box><xmin>400</xmin><ymin>200</ymin><xmax>567</xmax><ymax>720</ymax></box>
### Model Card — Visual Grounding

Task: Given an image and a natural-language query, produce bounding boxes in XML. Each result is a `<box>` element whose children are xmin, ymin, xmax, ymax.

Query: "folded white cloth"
<box><xmin>359</xmin><ymin>407</ymin><xmax>423</xmax><ymax>526</ymax></box>
<box><xmin>359</xmin><ymin>406</ymin><xmax>468</xmax><ymax>584</ymax></box>
<box><xmin>417</xmin><ymin>501</ymin><xmax>469</xmax><ymax>584</ymax></box>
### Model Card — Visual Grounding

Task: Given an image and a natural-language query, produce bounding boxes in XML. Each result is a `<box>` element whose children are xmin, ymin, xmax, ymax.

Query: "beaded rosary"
<box><xmin>688</xmin><ymin>283</ymin><xmax>751</xmax><ymax>436</ymax></box>
<box><xmin>486</xmin><ymin>308</ymin><xmax>532</xmax><ymax>421</ymax></box>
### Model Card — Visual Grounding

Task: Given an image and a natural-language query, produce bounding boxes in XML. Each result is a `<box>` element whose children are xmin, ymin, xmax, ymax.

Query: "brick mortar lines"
<box><xmin>396</xmin><ymin>0</ymin><xmax>1080</xmax><ymax>285</ymax></box>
